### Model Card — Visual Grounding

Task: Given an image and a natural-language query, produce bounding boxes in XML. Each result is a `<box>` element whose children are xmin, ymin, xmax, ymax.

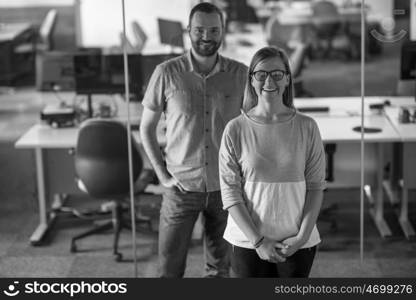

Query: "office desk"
<box><xmin>312</xmin><ymin>114</ymin><xmax>400</xmax><ymax>238</ymax></box>
<box><xmin>15</xmin><ymin>109</ymin><xmax>166</xmax><ymax>245</ymax></box>
<box><xmin>295</xmin><ymin>96</ymin><xmax>416</xmax><ymax>238</ymax></box>
<box><xmin>296</xmin><ymin>96</ymin><xmax>387</xmax><ymax>117</ymax></box>
<box><xmin>311</xmin><ymin>96</ymin><xmax>416</xmax><ymax>238</ymax></box>
<box><xmin>313</xmin><ymin>114</ymin><xmax>399</xmax><ymax>143</ymax></box>
<box><xmin>384</xmin><ymin>104</ymin><xmax>416</xmax><ymax>239</ymax></box>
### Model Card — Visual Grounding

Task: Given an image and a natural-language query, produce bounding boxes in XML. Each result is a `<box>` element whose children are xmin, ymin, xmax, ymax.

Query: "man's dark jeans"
<box><xmin>158</xmin><ymin>188</ymin><xmax>229</xmax><ymax>277</ymax></box>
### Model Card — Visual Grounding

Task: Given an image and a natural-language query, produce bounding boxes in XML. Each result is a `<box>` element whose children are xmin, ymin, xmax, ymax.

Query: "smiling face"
<box><xmin>189</xmin><ymin>11</ymin><xmax>223</xmax><ymax>57</ymax></box>
<box><xmin>250</xmin><ymin>56</ymin><xmax>290</xmax><ymax>101</ymax></box>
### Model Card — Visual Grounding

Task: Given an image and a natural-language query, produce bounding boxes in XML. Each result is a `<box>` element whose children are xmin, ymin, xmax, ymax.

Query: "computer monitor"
<box><xmin>74</xmin><ymin>54</ymin><xmax>142</xmax><ymax>117</ymax></box>
<box><xmin>400</xmin><ymin>41</ymin><xmax>416</xmax><ymax>80</ymax></box>
<box><xmin>139</xmin><ymin>53</ymin><xmax>179</xmax><ymax>95</ymax></box>
<box><xmin>400</xmin><ymin>41</ymin><xmax>416</xmax><ymax>101</ymax></box>
<box><xmin>157</xmin><ymin>18</ymin><xmax>184</xmax><ymax>49</ymax></box>
<box><xmin>74</xmin><ymin>54</ymin><xmax>142</xmax><ymax>95</ymax></box>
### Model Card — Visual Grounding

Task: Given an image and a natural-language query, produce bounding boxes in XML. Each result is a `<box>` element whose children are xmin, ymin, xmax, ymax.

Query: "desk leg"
<box><xmin>383</xmin><ymin>143</ymin><xmax>416</xmax><ymax>240</ymax></box>
<box><xmin>399</xmin><ymin>143</ymin><xmax>415</xmax><ymax>240</ymax></box>
<box><xmin>366</xmin><ymin>144</ymin><xmax>392</xmax><ymax>238</ymax></box>
<box><xmin>399</xmin><ymin>183</ymin><xmax>415</xmax><ymax>239</ymax></box>
<box><xmin>383</xmin><ymin>179</ymin><xmax>415</xmax><ymax>239</ymax></box>
<box><xmin>30</xmin><ymin>148</ymin><xmax>57</xmax><ymax>246</ymax></box>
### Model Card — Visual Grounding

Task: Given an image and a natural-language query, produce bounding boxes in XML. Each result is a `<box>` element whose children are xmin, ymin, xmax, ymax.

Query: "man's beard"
<box><xmin>191</xmin><ymin>38</ymin><xmax>222</xmax><ymax>57</ymax></box>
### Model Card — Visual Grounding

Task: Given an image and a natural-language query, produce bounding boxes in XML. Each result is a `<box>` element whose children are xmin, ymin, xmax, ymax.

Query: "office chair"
<box><xmin>396</xmin><ymin>80</ymin><xmax>415</xmax><ymax>96</ymax></box>
<box><xmin>118</xmin><ymin>33</ymin><xmax>136</xmax><ymax>54</ymax></box>
<box><xmin>131</xmin><ymin>21</ymin><xmax>147</xmax><ymax>53</ymax></box>
<box><xmin>14</xmin><ymin>9</ymin><xmax>58</xmax><ymax>54</ymax></box>
<box><xmin>265</xmin><ymin>17</ymin><xmax>313</xmax><ymax>97</ymax></box>
<box><xmin>14</xmin><ymin>9</ymin><xmax>58</xmax><ymax>78</ymax></box>
<box><xmin>311</xmin><ymin>1</ymin><xmax>342</xmax><ymax>59</ymax></box>
<box><xmin>318</xmin><ymin>144</ymin><xmax>338</xmax><ymax>233</ymax></box>
<box><xmin>70</xmin><ymin>119</ymin><xmax>151</xmax><ymax>261</ymax></box>
<box><xmin>290</xmin><ymin>41</ymin><xmax>314</xmax><ymax>97</ymax></box>
<box><xmin>115</xmin><ymin>21</ymin><xmax>147</xmax><ymax>54</ymax></box>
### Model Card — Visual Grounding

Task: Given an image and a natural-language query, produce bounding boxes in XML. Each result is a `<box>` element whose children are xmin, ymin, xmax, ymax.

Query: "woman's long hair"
<box><xmin>242</xmin><ymin>46</ymin><xmax>295</xmax><ymax>112</ymax></box>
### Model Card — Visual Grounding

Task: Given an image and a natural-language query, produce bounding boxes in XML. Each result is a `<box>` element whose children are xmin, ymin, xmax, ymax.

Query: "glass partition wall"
<box><xmin>120</xmin><ymin>0</ymin><xmax>415</xmax><ymax>277</ymax></box>
<box><xmin>1</xmin><ymin>0</ymin><xmax>414</xmax><ymax>278</ymax></box>
<box><xmin>120</xmin><ymin>0</ymin><xmax>416</xmax><ymax>278</ymax></box>
<box><xmin>363</xmin><ymin>0</ymin><xmax>416</xmax><ymax>275</ymax></box>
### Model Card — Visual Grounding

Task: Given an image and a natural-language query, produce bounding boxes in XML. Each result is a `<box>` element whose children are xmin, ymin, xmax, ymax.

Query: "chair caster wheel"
<box><xmin>70</xmin><ymin>242</ymin><xmax>77</xmax><ymax>253</ymax></box>
<box><xmin>114</xmin><ymin>253</ymin><xmax>122</xmax><ymax>262</ymax></box>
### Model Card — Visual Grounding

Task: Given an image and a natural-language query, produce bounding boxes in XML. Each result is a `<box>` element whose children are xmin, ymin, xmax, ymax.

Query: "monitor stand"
<box><xmin>87</xmin><ymin>94</ymin><xmax>93</xmax><ymax>118</ymax></box>
<box><xmin>414</xmin><ymin>77</ymin><xmax>416</xmax><ymax>103</ymax></box>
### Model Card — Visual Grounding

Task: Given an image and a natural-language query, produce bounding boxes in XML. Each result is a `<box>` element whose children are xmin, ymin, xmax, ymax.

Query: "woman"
<box><xmin>219</xmin><ymin>46</ymin><xmax>326</xmax><ymax>278</ymax></box>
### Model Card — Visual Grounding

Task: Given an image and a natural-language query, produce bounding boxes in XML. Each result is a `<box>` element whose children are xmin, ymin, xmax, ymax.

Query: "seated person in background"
<box><xmin>219</xmin><ymin>46</ymin><xmax>326</xmax><ymax>278</ymax></box>
<box><xmin>264</xmin><ymin>16</ymin><xmax>310</xmax><ymax>89</ymax></box>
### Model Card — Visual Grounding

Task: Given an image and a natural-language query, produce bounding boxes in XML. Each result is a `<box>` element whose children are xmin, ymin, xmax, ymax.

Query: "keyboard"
<box><xmin>297</xmin><ymin>106</ymin><xmax>330</xmax><ymax>113</ymax></box>
<box><xmin>237</xmin><ymin>39</ymin><xmax>254</xmax><ymax>47</ymax></box>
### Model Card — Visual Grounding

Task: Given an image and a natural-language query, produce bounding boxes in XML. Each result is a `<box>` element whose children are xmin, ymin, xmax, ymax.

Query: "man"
<box><xmin>140</xmin><ymin>2</ymin><xmax>247</xmax><ymax>277</ymax></box>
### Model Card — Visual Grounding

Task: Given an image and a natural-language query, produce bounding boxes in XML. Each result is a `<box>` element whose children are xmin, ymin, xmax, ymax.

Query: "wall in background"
<box><xmin>0</xmin><ymin>0</ymin><xmax>73</xmax><ymax>7</ymax></box>
<box><xmin>75</xmin><ymin>0</ymin><xmax>193</xmax><ymax>49</ymax></box>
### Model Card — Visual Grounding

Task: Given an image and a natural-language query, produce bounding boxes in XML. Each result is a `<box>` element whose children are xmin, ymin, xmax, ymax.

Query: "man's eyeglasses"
<box><xmin>251</xmin><ymin>69</ymin><xmax>287</xmax><ymax>82</ymax></box>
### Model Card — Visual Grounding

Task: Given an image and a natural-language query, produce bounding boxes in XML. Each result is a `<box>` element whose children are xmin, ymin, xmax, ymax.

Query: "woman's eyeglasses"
<box><xmin>251</xmin><ymin>69</ymin><xmax>287</xmax><ymax>82</ymax></box>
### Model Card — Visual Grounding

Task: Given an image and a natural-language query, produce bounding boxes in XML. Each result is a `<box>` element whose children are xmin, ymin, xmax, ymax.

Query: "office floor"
<box><xmin>1</xmin><ymin>38</ymin><xmax>415</xmax><ymax>278</ymax></box>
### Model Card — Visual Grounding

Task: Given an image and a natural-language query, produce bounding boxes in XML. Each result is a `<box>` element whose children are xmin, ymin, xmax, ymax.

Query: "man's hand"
<box><xmin>160</xmin><ymin>175</ymin><xmax>187</xmax><ymax>193</ymax></box>
<box><xmin>255</xmin><ymin>237</ymin><xmax>286</xmax><ymax>263</ymax></box>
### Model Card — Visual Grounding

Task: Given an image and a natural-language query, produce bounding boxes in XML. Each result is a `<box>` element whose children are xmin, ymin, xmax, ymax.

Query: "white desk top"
<box><xmin>14</xmin><ymin>100</ymin><xmax>165</xmax><ymax>149</ymax></box>
<box><xmin>295</xmin><ymin>96</ymin><xmax>415</xmax><ymax>117</ymax></box>
<box><xmin>295</xmin><ymin>96</ymin><xmax>409</xmax><ymax>143</ymax></box>
<box><xmin>14</xmin><ymin>95</ymin><xmax>413</xmax><ymax>149</ymax></box>
<box><xmin>313</xmin><ymin>115</ymin><xmax>400</xmax><ymax>143</ymax></box>
<box><xmin>15</xmin><ymin>122</ymin><xmax>166</xmax><ymax>149</ymax></box>
<box><xmin>15</xmin><ymin>124</ymin><xmax>78</xmax><ymax>149</ymax></box>
<box><xmin>16</xmin><ymin>113</ymin><xmax>399</xmax><ymax>150</ymax></box>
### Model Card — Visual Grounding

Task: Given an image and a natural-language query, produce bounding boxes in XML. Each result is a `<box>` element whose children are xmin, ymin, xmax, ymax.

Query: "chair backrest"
<box><xmin>38</xmin><ymin>9</ymin><xmax>58</xmax><ymax>50</ymax></box>
<box><xmin>75</xmin><ymin>119</ymin><xmax>142</xmax><ymax>198</ymax></box>
<box><xmin>312</xmin><ymin>1</ymin><xmax>339</xmax><ymax>19</ymax></box>
<box><xmin>265</xmin><ymin>16</ymin><xmax>294</xmax><ymax>51</ymax></box>
<box><xmin>289</xmin><ymin>41</ymin><xmax>308</xmax><ymax>79</ymax></box>
<box><xmin>131</xmin><ymin>21</ymin><xmax>147</xmax><ymax>53</ymax></box>
<box><xmin>119</xmin><ymin>33</ymin><xmax>136</xmax><ymax>54</ymax></box>
<box><xmin>265</xmin><ymin>17</ymin><xmax>307</xmax><ymax>79</ymax></box>
<box><xmin>311</xmin><ymin>1</ymin><xmax>341</xmax><ymax>30</ymax></box>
